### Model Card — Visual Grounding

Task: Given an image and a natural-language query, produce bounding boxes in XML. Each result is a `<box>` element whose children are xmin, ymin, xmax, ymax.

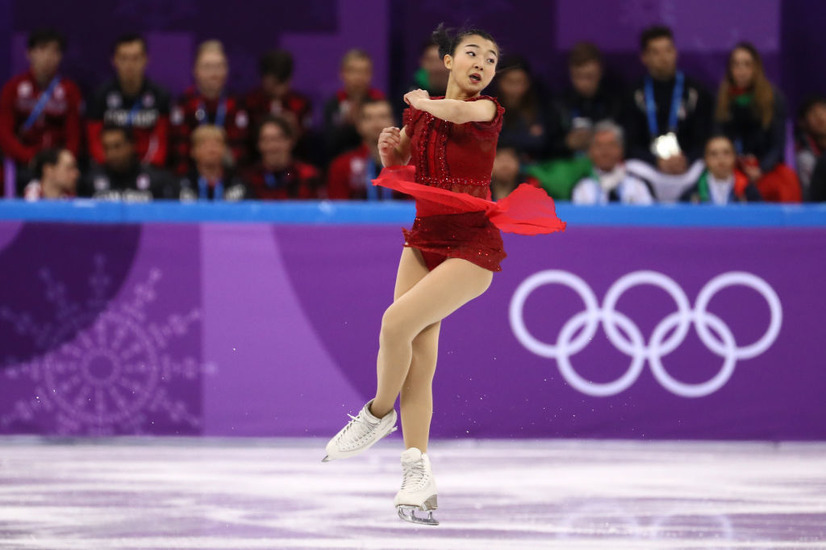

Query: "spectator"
<box><xmin>490</xmin><ymin>147</ymin><xmax>541</xmax><ymax>201</ymax></box>
<box><xmin>715</xmin><ymin>42</ymin><xmax>800</xmax><ymax>203</ymax></box>
<box><xmin>571</xmin><ymin>120</ymin><xmax>654</xmax><ymax>205</ymax></box>
<box><xmin>323</xmin><ymin>49</ymin><xmax>385</xmax><ymax>161</ymax></box>
<box><xmin>176</xmin><ymin>125</ymin><xmax>249</xmax><ymax>201</ymax></box>
<box><xmin>680</xmin><ymin>135</ymin><xmax>761</xmax><ymax>204</ymax></box>
<box><xmin>86</xmin><ymin>33</ymin><xmax>171</xmax><ymax>169</ymax></box>
<box><xmin>242</xmin><ymin>115</ymin><xmax>320</xmax><ymax>200</ymax></box>
<box><xmin>0</xmin><ymin>29</ymin><xmax>81</xmax><ymax>191</ymax></box>
<box><xmin>22</xmin><ymin>147</ymin><xmax>78</xmax><ymax>200</ymax></box>
<box><xmin>810</xmin><ymin>155</ymin><xmax>826</xmax><ymax>202</ymax></box>
<box><xmin>493</xmin><ymin>55</ymin><xmax>551</xmax><ymax>163</ymax></box>
<box><xmin>245</xmin><ymin>49</ymin><xmax>313</xmax><ymax>153</ymax></box>
<box><xmin>409</xmin><ymin>40</ymin><xmax>449</xmax><ymax>97</ymax></box>
<box><xmin>548</xmin><ymin>42</ymin><xmax>623</xmax><ymax>159</ymax></box>
<box><xmin>327</xmin><ymin>98</ymin><xmax>399</xmax><ymax>200</ymax></box>
<box><xmin>170</xmin><ymin>40</ymin><xmax>249</xmax><ymax>175</ymax></box>
<box><xmin>794</xmin><ymin>95</ymin><xmax>826</xmax><ymax>200</ymax></box>
<box><xmin>79</xmin><ymin>126</ymin><xmax>175</xmax><ymax>201</ymax></box>
<box><xmin>624</xmin><ymin>25</ymin><xmax>711</xmax><ymax>202</ymax></box>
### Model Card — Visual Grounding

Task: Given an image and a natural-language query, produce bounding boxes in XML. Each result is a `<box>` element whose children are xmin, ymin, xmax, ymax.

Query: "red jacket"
<box><xmin>242</xmin><ymin>161</ymin><xmax>320</xmax><ymax>200</ymax></box>
<box><xmin>170</xmin><ymin>87</ymin><xmax>249</xmax><ymax>175</ymax></box>
<box><xmin>86</xmin><ymin>78</ymin><xmax>171</xmax><ymax>167</ymax></box>
<box><xmin>245</xmin><ymin>88</ymin><xmax>312</xmax><ymax>138</ymax></box>
<box><xmin>0</xmin><ymin>71</ymin><xmax>82</xmax><ymax>163</ymax></box>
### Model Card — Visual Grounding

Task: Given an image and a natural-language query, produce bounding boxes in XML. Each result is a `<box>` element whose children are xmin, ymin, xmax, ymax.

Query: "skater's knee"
<box><xmin>380</xmin><ymin>305</ymin><xmax>415</xmax><ymax>345</ymax></box>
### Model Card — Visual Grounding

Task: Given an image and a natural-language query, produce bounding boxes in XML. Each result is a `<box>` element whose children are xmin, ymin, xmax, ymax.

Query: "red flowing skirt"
<box><xmin>373</xmin><ymin>166</ymin><xmax>566</xmax><ymax>272</ymax></box>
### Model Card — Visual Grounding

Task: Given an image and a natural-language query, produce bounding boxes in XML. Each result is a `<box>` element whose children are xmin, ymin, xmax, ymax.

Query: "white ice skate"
<box><xmin>322</xmin><ymin>400</ymin><xmax>397</xmax><ymax>462</ymax></box>
<box><xmin>394</xmin><ymin>447</ymin><xmax>439</xmax><ymax>526</ymax></box>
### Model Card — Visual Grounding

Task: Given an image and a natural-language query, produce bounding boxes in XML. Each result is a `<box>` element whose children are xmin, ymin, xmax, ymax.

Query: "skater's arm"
<box><xmin>378</xmin><ymin>126</ymin><xmax>411</xmax><ymax>167</ymax></box>
<box><xmin>404</xmin><ymin>89</ymin><xmax>496</xmax><ymax>125</ymax></box>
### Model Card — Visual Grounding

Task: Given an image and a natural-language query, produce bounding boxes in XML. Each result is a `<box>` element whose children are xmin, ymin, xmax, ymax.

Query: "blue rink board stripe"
<box><xmin>0</xmin><ymin>200</ymin><xmax>825</xmax><ymax>227</ymax></box>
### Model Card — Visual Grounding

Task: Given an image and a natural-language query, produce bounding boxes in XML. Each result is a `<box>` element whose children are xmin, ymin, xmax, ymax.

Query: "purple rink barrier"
<box><xmin>0</xmin><ymin>202</ymin><xmax>825</xmax><ymax>440</ymax></box>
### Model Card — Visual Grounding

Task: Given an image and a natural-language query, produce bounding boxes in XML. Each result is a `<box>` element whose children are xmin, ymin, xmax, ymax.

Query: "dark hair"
<box><xmin>32</xmin><ymin>148</ymin><xmax>62</xmax><ymax>180</ymax></box>
<box><xmin>639</xmin><ymin>25</ymin><xmax>674</xmax><ymax>51</ymax></box>
<box><xmin>27</xmin><ymin>28</ymin><xmax>66</xmax><ymax>52</ymax></box>
<box><xmin>112</xmin><ymin>33</ymin><xmax>147</xmax><ymax>56</ymax></box>
<box><xmin>569</xmin><ymin>41</ymin><xmax>603</xmax><ymax>68</ymax></box>
<box><xmin>257</xmin><ymin>114</ymin><xmax>294</xmax><ymax>141</ymax></box>
<box><xmin>705</xmin><ymin>133</ymin><xmax>735</xmax><ymax>152</ymax></box>
<box><xmin>100</xmin><ymin>124</ymin><xmax>134</xmax><ymax>143</ymax></box>
<box><xmin>498</xmin><ymin>54</ymin><xmax>530</xmax><ymax>75</ymax></box>
<box><xmin>259</xmin><ymin>49</ymin><xmax>294</xmax><ymax>82</ymax></box>
<box><xmin>431</xmin><ymin>23</ymin><xmax>498</xmax><ymax>59</ymax></box>
<box><xmin>798</xmin><ymin>94</ymin><xmax>826</xmax><ymax>121</ymax></box>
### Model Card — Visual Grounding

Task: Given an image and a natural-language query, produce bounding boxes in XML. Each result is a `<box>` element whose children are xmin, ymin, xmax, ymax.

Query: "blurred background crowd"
<box><xmin>2</xmin><ymin>21</ymin><xmax>825</xmax><ymax>206</ymax></box>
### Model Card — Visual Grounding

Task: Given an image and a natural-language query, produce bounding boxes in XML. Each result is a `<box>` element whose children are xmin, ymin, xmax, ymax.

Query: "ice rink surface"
<box><xmin>1</xmin><ymin>437</ymin><xmax>824</xmax><ymax>549</ymax></box>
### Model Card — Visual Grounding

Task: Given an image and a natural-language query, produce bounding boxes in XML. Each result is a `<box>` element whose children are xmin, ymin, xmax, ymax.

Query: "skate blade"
<box><xmin>397</xmin><ymin>505</ymin><xmax>439</xmax><ymax>526</ymax></box>
<box><xmin>321</xmin><ymin>455</ymin><xmax>331</xmax><ymax>463</ymax></box>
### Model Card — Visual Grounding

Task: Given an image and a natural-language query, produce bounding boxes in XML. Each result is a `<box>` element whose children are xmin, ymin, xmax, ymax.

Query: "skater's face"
<box><xmin>445</xmin><ymin>35</ymin><xmax>498</xmax><ymax>94</ymax></box>
<box><xmin>704</xmin><ymin>137</ymin><xmax>736</xmax><ymax>180</ymax></box>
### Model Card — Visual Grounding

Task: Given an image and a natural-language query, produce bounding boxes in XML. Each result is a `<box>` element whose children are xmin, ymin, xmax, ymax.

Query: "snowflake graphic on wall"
<box><xmin>0</xmin><ymin>255</ymin><xmax>201</xmax><ymax>435</ymax></box>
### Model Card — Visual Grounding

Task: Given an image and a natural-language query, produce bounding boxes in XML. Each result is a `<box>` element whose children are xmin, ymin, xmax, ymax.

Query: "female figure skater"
<box><xmin>323</xmin><ymin>25</ymin><xmax>565</xmax><ymax>526</ymax></box>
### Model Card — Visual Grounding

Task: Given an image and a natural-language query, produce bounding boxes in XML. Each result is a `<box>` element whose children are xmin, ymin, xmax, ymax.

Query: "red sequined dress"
<box><xmin>373</xmin><ymin>95</ymin><xmax>565</xmax><ymax>272</ymax></box>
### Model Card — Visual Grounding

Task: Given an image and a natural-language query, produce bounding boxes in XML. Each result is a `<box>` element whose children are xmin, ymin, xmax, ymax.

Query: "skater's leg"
<box><xmin>371</xmin><ymin>257</ymin><xmax>493</xmax><ymax>417</ymax></box>
<box><xmin>399</xmin><ymin>321</ymin><xmax>440</xmax><ymax>452</ymax></box>
<box><xmin>368</xmin><ymin>247</ymin><xmax>429</xmax><ymax>417</ymax></box>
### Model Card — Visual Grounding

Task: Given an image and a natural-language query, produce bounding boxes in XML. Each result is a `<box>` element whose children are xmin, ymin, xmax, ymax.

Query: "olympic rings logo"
<box><xmin>508</xmin><ymin>270</ymin><xmax>782</xmax><ymax>398</ymax></box>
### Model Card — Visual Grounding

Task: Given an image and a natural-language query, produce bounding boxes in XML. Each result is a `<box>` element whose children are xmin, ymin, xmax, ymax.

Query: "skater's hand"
<box><xmin>404</xmin><ymin>89</ymin><xmax>430</xmax><ymax>109</ymax></box>
<box><xmin>378</xmin><ymin>127</ymin><xmax>401</xmax><ymax>156</ymax></box>
<box><xmin>378</xmin><ymin>126</ymin><xmax>410</xmax><ymax>167</ymax></box>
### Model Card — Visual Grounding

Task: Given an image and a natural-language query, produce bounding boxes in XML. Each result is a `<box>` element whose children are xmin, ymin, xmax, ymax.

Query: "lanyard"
<box><xmin>644</xmin><ymin>71</ymin><xmax>684</xmax><ymax>136</ymax></box>
<box><xmin>364</xmin><ymin>156</ymin><xmax>391</xmax><ymax>201</ymax></box>
<box><xmin>22</xmin><ymin>76</ymin><xmax>60</xmax><ymax>131</ymax></box>
<box><xmin>126</xmin><ymin>95</ymin><xmax>144</xmax><ymax>126</ymax></box>
<box><xmin>264</xmin><ymin>172</ymin><xmax>279</xmax><ymax>189</ymax></box>
<box><xmin>197</xmin><ymin>95</ymin><xmax>227</xmax><ymax>127</ymax></box>
<box><xmin>198</xmin><ymin>176</ymin><xmax>223</xmax><ymax>201</ymax></box>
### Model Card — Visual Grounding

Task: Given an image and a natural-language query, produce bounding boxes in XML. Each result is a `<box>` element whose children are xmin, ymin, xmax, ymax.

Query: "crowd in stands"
<box><xmin>2</xmin><ymin>26</ymin><xmax>825</xmax><ymax>205</ymax></box>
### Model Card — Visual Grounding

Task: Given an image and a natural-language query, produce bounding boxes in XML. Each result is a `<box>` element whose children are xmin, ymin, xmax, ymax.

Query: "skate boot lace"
<box><xmin>401</xmin><ymin>459</ymin><xmax>428</xmax><ymax>491</ymax></box>
<box><xmin>339</xmin><ymin>413</ymin><xmax>375</xmax><ymax>450</ymax></box>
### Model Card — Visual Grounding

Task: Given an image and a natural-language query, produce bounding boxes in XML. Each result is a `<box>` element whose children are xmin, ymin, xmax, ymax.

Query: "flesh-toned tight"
<box><xmin>370</xmin><ymin>247</ymin><xmax>493</xmax><ymax>452</ymax></box>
